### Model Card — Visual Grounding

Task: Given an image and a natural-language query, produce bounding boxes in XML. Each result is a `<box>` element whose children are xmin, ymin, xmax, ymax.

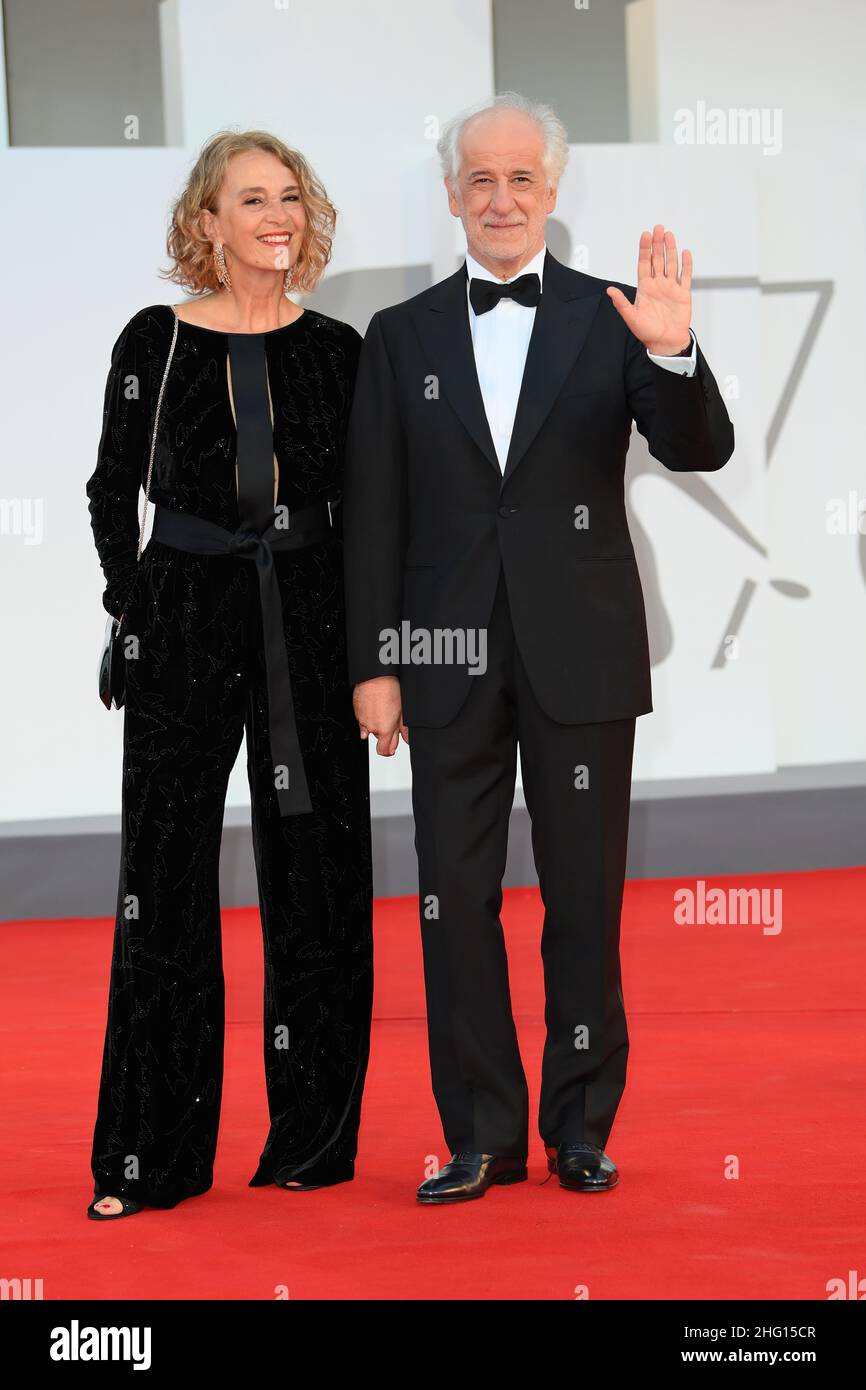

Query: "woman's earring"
<box><xmin>283</xmin><ymin>263</ymin><xmax>296</xmax><ymax>299</ymax></box>
<box><xmin>213</xmin><ymin>242</ymin><xmax>232</xmax><ymax>291</ymax></box>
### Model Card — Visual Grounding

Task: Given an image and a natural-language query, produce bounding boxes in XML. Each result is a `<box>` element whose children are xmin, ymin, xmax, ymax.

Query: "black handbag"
<box><xmin>97</xmin><ymin>611</ymin><xmax>127</xmax><ymax>711</ymax></box>
<box><xmin>98</xmin><ymin>309</ymin><xmax>179</xmax><ymax>710</ymax></box>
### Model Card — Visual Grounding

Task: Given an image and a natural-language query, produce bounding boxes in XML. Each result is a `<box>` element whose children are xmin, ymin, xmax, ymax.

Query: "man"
<box><xmin>343</xmin><ymin>92</ymin><xmax>733</xmax><ymax>1203</ymax></box>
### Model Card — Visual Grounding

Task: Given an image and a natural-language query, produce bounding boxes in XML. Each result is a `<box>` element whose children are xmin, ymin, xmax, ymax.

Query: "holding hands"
<box><xmin>354</xmin><ymin>675</ymin><xmax>408</xmax><ymax>755</ymax></box>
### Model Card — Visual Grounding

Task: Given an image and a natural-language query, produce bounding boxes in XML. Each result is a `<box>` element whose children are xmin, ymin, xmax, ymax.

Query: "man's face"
<box><xmin>445</xmin><ymin>109</ymin><xmax>557</xmax><ymax>277</ymax></box>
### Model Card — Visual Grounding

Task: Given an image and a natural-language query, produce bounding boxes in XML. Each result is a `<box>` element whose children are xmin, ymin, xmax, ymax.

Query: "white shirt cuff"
<box><xmin>646</xmin><ymin>328</ymin><xmax>696</xmax><ymax>376</ymax></box>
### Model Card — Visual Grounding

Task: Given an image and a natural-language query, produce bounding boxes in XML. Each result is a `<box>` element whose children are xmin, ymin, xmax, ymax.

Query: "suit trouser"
<box><xmin>408</xmin><ymin>567</ymin><xmax>635</xmax><ymax>1159</ymax></box>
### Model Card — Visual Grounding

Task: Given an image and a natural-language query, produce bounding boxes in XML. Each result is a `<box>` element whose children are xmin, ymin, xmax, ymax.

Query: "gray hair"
<box><xmin>436</xmin><ymin>91</ymin><xmax>569</xmax><ymax>187</ymax></box>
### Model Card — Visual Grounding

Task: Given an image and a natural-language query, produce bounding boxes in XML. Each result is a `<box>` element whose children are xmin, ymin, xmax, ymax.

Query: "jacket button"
<box><xmin>498</xmin><ymin>504</ymin><xmax>518</xmax><ymax>518</ymax></box>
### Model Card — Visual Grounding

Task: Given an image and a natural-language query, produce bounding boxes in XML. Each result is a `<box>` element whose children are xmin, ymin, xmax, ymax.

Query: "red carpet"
<box><xmin>1</xmin><ymin>866</ymin><xmax>864</xmax><ymax>1300</ymax></box>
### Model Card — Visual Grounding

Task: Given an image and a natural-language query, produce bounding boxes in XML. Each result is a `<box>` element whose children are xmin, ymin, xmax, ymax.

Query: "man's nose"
<box><xmin>488</xmin><ymin>181</ymin><xmax>516</xmax><ymax>211</ymax></box>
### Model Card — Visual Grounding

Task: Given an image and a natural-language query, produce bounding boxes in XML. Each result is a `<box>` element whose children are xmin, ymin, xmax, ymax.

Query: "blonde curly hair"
<box><xmin>162</xmin><ymin>129</ymin><xmax>336</xmax><ymax>296</ymax></box>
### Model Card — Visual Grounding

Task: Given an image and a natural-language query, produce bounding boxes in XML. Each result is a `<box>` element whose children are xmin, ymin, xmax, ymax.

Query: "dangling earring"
<box><xmin>213</xmin><ymin>241</ymin><xmax>232</xmax><ymax>291</ymax></box>
<box><xmin>283</xmin><ymin>263</ymin><xmax>296</xmax><ymax>299</ymax></box>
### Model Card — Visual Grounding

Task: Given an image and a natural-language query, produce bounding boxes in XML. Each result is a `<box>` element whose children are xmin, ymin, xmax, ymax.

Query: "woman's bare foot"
<box><xmin>87</xmin><ymin>1194</ymin><xmax>143</xmax><ymax>1219</ymax></box>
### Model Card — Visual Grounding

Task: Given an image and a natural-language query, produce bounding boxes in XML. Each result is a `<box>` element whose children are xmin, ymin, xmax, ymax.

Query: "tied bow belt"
<box><xmin>151</xmin><ymin>498</ymin><xmax>339</xmax><ymax>817</ymax></box>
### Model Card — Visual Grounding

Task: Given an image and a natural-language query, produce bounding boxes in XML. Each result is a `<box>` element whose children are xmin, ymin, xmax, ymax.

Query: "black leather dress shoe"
<box><xmin>416</xmin><ymin>1152</ymin><xmax>528</xmax><ymax>1203</ymax></box>
<box><xmin>545</xmin><ymin>1142</ymin><xmax>618</xmax><ymax>1191</ymax></box>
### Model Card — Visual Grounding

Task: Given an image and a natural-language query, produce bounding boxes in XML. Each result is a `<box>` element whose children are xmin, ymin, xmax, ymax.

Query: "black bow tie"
<box><xmin>468</xmin><ymin>271</ymin><xmax>541</xmax><ymax>316</ymax></box>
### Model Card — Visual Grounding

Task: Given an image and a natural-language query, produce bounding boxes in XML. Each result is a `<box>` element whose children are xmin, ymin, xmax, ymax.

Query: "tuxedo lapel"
<box><xmin>502</xmin><ymin>250</ymin><xmax>604</xmax><ymax>485</ymax></box>
<box><xmin>408</xmin><ymin>251</ymin><xmax>605</xmax><ymax>485</ymax></box>
<box><xmin>410</xmin><ymin>265</ymin><xmax>500</xmax><ymax>476</ymax></box>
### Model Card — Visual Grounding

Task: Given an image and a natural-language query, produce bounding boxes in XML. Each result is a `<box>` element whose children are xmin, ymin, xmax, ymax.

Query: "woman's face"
<box><xmin>203</xmin><ymin>148</ymin><xmax>307</xmax><ymax>279</ymax></box>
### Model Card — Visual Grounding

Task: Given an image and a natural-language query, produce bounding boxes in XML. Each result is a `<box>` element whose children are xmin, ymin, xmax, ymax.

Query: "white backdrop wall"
<box><xmin>0</xmin><ymin>0</ymin><xmax>492</xmax><ymax>821</ymax></box>
<box><xmin>629</xmin><ymin>0</ymin><xmax>866</xmax><ymax>769</ymax></box>
<box><xmin>1</xmin><ymin>0</ymin><xmax>864</xmax><ymax>824</ymax></box>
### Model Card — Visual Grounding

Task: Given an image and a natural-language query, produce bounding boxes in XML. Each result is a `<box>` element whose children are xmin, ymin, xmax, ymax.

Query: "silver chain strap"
<box><xmin>136</xmin><ymin>306</ymin><xmax>179</xmax><ymax>560</ymax></box>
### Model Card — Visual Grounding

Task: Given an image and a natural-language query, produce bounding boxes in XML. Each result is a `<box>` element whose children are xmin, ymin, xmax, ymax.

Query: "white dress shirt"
<box><xmin>465</xmin><ymin>243</ymin><xmax>697</xmax><ymax>473</ymax></box>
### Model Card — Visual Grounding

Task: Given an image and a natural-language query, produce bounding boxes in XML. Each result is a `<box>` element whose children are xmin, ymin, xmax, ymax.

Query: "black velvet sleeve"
<box><xmin>85</xmin><ymin>309</ymin><xmax>157</xmax><ymax>619</ymax></box>
<box><xmin>337</xmin><ymin>323</ymin><xmax>364</xmax><ymax>463</ymax></box>
<box><xmin>342</xmin><ymin>310</ymin><xmax>409</xmax><ymax>686</ymax></box>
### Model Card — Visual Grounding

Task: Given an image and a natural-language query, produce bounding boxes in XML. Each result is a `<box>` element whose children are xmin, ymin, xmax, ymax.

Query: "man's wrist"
<box><xmin>647</xmin><ymin>332</ymin><xmax>693</xmax><ymax>356</ymax></box>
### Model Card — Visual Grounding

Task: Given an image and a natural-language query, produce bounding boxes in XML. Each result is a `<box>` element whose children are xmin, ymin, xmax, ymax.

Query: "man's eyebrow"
<box><xmin>465</xmin><ymin>167</ymin><xmax>536</xmax><ymax>178</ymax></box>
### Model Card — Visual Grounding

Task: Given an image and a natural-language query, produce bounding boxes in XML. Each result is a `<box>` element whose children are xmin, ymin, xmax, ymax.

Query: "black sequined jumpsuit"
<box><xmin>85</xmin><ymin>303</ymin><xmax>373</xmax><ymax>1207</ymax></box>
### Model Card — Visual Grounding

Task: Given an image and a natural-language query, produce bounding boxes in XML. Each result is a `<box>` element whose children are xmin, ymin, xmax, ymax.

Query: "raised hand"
<box><xmin>606</xmin><ymin>224</ymin><xmax>692</xmax><ymax>355</ymax></box>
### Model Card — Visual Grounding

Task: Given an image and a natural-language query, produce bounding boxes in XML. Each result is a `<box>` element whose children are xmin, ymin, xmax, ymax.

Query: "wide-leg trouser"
<box><xmin>90</xmin><ymin>537</ymin><xmax>373</xmax><ymax>1208</ymax></box>
<box><xmin>408</xmin><ymin>568</ymin><xmax>635</xmax><ymax>1160</ymax></box>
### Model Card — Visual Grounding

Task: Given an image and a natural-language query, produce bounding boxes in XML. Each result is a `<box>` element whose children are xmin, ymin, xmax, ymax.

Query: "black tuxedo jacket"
<box><xmin>342</xmin><ymin>249</ymin><xmax>734</xmax><ymax>727</ymax></box>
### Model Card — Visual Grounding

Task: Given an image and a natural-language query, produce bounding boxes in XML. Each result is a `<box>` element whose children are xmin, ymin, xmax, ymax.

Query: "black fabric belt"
<box><xmin>150</xmin><ymin>498</ymin><xmax>339</xmax><ymax>817</ymax></box>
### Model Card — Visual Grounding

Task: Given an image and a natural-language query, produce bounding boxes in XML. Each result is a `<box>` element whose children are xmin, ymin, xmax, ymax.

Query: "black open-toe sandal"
<box><xmin>87</xmin><ymin>1194</ymin><xmax>143</xmax><ymax>1221</ymax></box>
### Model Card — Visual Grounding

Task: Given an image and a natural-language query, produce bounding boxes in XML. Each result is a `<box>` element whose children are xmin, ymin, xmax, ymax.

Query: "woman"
<box><xmin>85</xmin><ymin>130</ymin><xmax>373</xmax><ymax>1218</ymax></box>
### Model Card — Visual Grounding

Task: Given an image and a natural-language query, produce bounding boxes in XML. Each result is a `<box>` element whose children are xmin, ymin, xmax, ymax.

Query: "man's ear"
<box><xmin>444</xmin><ymin>177</ymin><xmax>460</xmax><ymax>219</ymax></box>
<box><xmin>546</xmin><ymin>182</ymin><xmax>558</xmax><ymax>215</ymax></box>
